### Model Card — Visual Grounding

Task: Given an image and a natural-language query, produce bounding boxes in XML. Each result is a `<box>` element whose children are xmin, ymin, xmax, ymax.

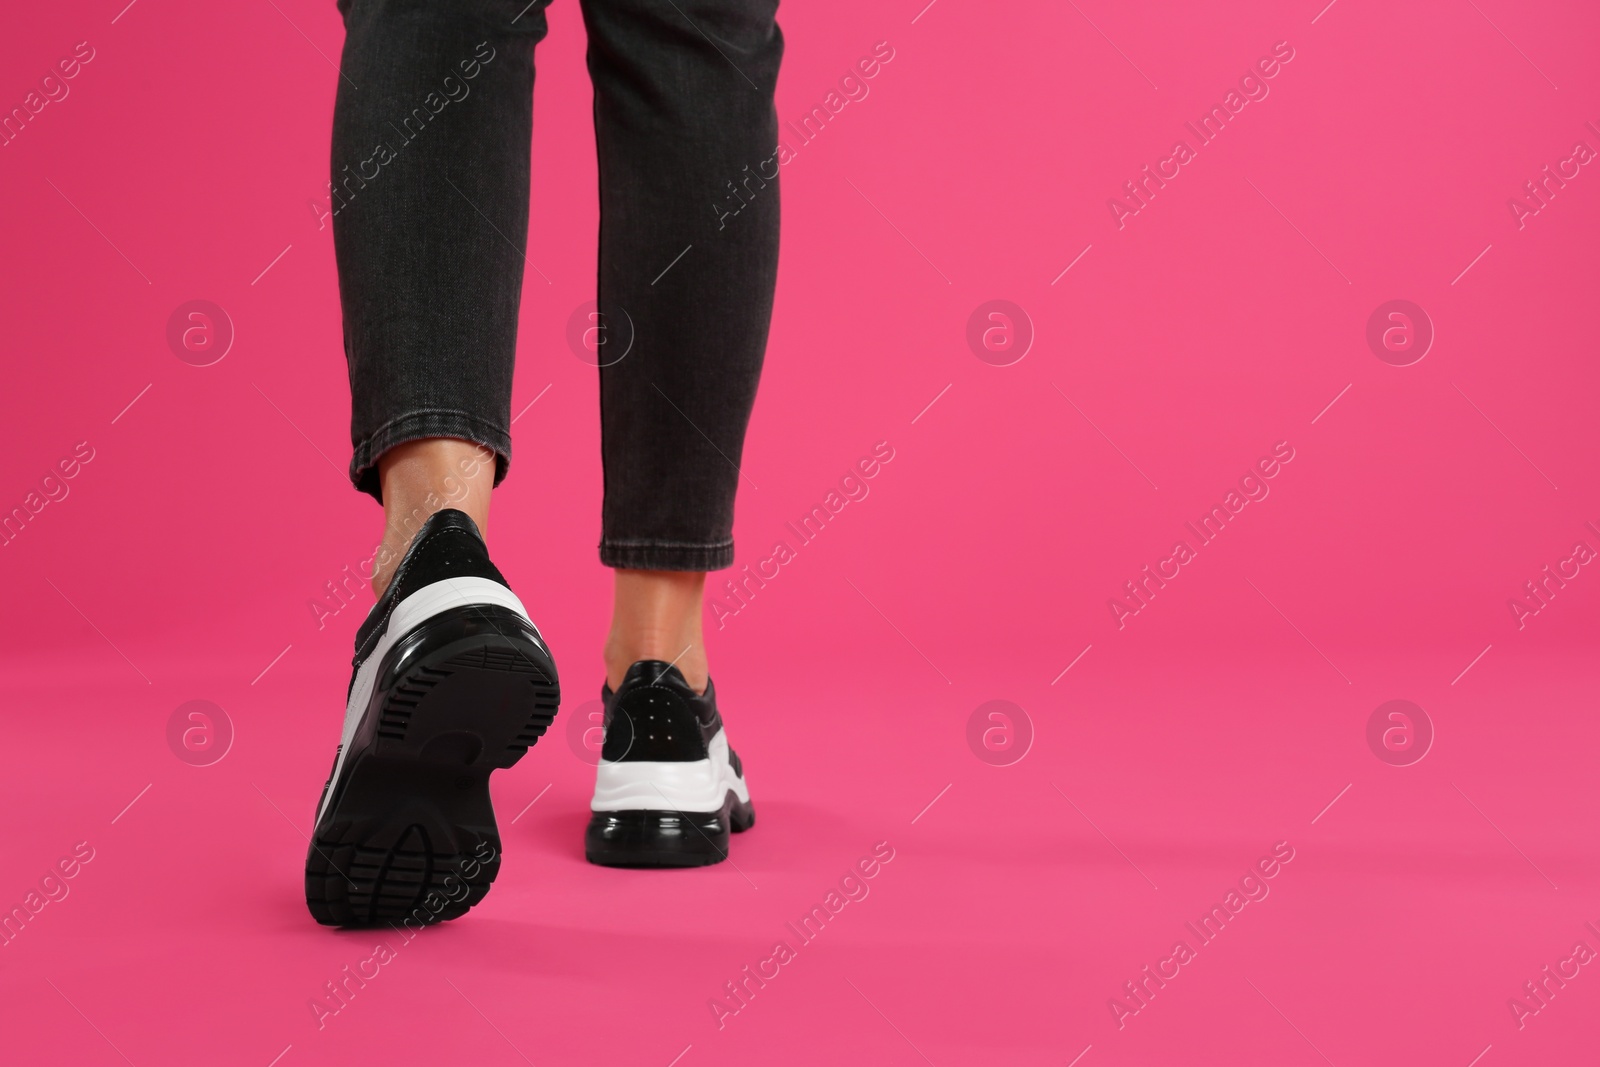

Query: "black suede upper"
<box><xmin>600</xmin><ymin>661</ymin><xmax>723</xmax><ymax>763</ymax></box>
<box><xmin>353</xmin><ymin>509</ymin><xmax>509</xmax><ymax>668</ymax></box>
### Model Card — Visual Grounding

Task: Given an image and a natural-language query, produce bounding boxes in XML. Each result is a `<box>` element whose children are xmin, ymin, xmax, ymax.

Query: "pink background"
<box><xmin>2</xmin><ymin>0</ymin><xmax>1598</xmax><ymax>1063</ymax></box>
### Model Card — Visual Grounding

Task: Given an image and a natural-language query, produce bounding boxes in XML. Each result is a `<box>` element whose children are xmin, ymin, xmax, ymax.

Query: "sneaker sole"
<box><xmin>306</xmin><ymin>605</ymin><xmax>558</xmax><ymax>927</ymax></box>
<box><xmin>584</xmin><ymin>793</ymin><xmax>755</xmax><ymax>869</ymax></box>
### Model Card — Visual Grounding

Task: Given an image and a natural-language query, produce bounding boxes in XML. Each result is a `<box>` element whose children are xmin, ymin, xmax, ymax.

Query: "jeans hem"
<box><xmin>350</xmin><ymin>409</ymin><xmax>511</xmax><ymax>503</ymax></box>
<box><xmin>599</xmin><ymin>539</ymin><xmax>734</xmax><ymax>572</ymax></box>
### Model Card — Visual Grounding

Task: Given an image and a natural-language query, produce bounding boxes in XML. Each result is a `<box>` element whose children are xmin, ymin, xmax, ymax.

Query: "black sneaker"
<box><xmin>305</xmin><ymin>509</ymin><xmax>560</xmax><ymax>927</ymax></box>
<box><xmin>584</xmin><ymin>661</ymin><xmax>754</xmax><ymax>868</ymax></box>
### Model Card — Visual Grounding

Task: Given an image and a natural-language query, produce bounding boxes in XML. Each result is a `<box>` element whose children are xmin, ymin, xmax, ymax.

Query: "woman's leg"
<box><xmin>579</xmin><ymin>0</ymin><xmax>784</xmax><ymax>691</ymax></box>
<box><xmin>309</xmin><ymin>0</ymin><xmax>563</xmax><ymax>928</ymax></box>
<box><xmin>580</xmin><ymin>0</ymin><xmax>779</xmax><ymax>868</ymax></box>
<box><xmin>332</xmin><ymin>0</ymin><xmax>549</xmax><ymax>553</ymax></box>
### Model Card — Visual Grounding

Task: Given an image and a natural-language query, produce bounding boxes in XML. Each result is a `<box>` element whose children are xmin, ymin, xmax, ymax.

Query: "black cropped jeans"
<box><xmin>331</xmin><ymin>0</ymin><xmax>782</xmax><ymax>571</ymax></box>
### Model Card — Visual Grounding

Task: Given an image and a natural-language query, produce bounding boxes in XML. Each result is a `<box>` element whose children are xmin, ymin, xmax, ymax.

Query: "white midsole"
<box><xmin>316</xmin><ymin>576</ymin><xmax>540</xmax><ymax>825</ymax></box>
<box><xmin>590</xmin><ymin>728</ymin><xmax>750</xmax><ymax>812</ymax></box>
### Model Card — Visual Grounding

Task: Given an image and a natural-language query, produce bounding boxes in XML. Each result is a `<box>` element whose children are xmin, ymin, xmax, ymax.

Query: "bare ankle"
<box><xmin>605</xmin><ymin>570</ymin><xmax>709</xmax><ymax>692</ymax></box>
<box><xmin>371</xmin><ymin>438</ymin><xmax>496</xmax><ymax>599</ymax></box>
<box><xmin>604</xmin><ymin>635</ymin><xmax>708</xmax><ymax>693</ymax></box>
